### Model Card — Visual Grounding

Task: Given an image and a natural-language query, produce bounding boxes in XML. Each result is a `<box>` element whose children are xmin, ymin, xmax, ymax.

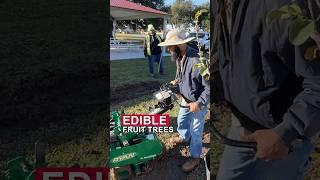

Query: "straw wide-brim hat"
<box><xmin>158</xmin><ymin>30</ymin><xmax>195</xmax><ymax>46</ymax></box>
<box><xmin>147</xmin><ymin>24</ymin><xmax>156</xmax><ymax>32</ymax></box>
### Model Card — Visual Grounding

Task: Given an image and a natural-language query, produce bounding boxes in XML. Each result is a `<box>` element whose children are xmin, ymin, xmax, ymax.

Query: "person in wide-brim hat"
<box><xmin>158</xmin><ymin>30</ymin><xmax>195</xmax><ymax>46</ymax></box>
<box><xmin>160</xmin><ymin>29</ymin><xmax>210</xmax><ymax>173</ymax></box>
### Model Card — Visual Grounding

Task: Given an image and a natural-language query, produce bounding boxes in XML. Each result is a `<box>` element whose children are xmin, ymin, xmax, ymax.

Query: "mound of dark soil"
<box><xmin>110</xmin><ymin>81</ymin><xmax>162</xmax><ymax>104</ymax></box>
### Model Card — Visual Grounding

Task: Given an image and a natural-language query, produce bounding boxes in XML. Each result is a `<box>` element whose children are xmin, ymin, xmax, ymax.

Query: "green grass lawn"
<box><xmin>0</xmin><ymin>0</ymin><xmax>108</xmax><ymax>176</ymax></box>
<box><xmin>110</xmin><ymin>57</ymin><xmax>176</xmax><ymax>88</ymax></box>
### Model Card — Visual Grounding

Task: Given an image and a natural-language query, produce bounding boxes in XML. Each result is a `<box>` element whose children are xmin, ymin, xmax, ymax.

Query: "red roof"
<box><xmin>110</xmin><ymin>0</ymin><xmax>168</xmax><ymax>15</ymax></box>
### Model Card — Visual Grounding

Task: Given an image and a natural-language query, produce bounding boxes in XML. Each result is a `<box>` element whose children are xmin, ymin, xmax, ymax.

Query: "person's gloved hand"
<box><xmin>188</xmin><ymin>102</ymin><xmax>200</xmax><ymax>112</ymax></box>
<box><xmin>170</xmin><ymin>80</ymin><xmax>177</xmax><ymax>86</ymax></box>
<box><xmin>242</xmin><ymin>129</ymin><xmax>289</xmax><ymax>160</ymax></box>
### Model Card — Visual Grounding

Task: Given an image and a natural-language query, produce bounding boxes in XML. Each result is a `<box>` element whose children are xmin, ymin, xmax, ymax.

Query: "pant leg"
<box><xmin>157</xmin><ymin>54</ymin><xmax>164</xmax><ymax>74</ymax></box>
<box><xmin>177</xmin><ymin>107</ymin><xmax>192</xmax><ymax>141</ymax></box>
<box><xmin>257</xmin><ymin>139</ymin><xmax>313</xmax><ymax>180</ymax></box>
<box><xmin>189</xmin><ymin>107</ymin><xmax>207</xmax><ymax>158</ymax></box>
<box><xmin>148</xmin><ymin>55</ymin><xmax>154</xmax><ymax>74</ymax></box>
<box><xmin>216</xmin><ymin>116</ymin><xmax>260</xmax><ymax>180</ymax></box>
<box><xmin>217</xmin><ymin>114</ymin><xmax>314</xmax><ymax>180</ymax></box>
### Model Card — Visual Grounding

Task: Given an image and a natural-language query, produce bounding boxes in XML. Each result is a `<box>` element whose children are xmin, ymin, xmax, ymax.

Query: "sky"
<box><xmin>165</xmin><ymin>0</ymin><xmax>209</xmax><ymax>6</ymax></box>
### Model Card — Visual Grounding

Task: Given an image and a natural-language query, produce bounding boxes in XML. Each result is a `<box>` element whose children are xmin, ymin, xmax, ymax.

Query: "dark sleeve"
<box><xmin>273</xmin><ymin>41</ymin><xmax>320</xmax><ymax>145</ymax></box>
<box><xmin>269</xmin><ymin>2</ymin><xmax>320</xmax><ymax>145</ymax></box>
<box><xmin>175</xmin><ymin>60</ymin><xmax>180</xmax><ymax>81</ymax></box>
<box><xmin>191</xmin><ymin>58</ymin><xmax>210</xmax><ymax>106</ymax></box>
<box><xmin>144</xmin><ymin>37</ymin><xmax>147</xmax><ymax>56</ymax></box>
<box><xmin>196</xmin><ymin>74</ymin><xmax>210</xmax><ymax>106</ymax></box>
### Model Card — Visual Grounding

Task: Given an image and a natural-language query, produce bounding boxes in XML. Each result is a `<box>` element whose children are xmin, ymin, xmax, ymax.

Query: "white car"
<box><xmin>187</xmin><ymin>32</ymin><xmax>210</xmax><ymax>51</ymax></box>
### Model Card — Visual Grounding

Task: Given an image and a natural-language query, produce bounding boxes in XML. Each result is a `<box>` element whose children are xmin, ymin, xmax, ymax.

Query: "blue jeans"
<box><xmin>177</xmin><ymin>107</ymin><xmax>207</xmax><ymax>158</ymax></box>
<box><xmin>217</xmin><ymin>114</ymin><xmax>314</xmax><ymax>180</ymax></box>
<box><xmin>148</xmin><ymin>54</ymin><xmax>163</xmax><ymax>74</ymax></box>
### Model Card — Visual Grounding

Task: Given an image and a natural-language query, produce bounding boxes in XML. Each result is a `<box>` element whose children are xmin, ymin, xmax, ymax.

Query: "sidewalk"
<box><xmin>110</xmin><ymin>48</ymin><xmax>170</xmax><ymax>61</ymax></box>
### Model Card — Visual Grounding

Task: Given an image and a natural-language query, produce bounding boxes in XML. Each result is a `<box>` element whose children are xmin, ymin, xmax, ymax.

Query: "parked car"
<box><xmin>187</xmin><ymin>32</ymin><xmax>210</xmax><ymax>52</ymax></box>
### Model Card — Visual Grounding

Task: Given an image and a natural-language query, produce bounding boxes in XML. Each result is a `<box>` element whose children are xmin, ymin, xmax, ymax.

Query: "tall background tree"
<box><xmin>130</xmin><ymin>0</ymin><xmax>164</xmax><ymax>9</ymax></box>
<box><xmin>169</xmin><ymin>0</ymin><xmax>209</xmax><ymax>31</ymax></box>
<box><xmin>170</xmin><ymin>0</ymin><xmax>193</xmax><ymax>27</ymax></box>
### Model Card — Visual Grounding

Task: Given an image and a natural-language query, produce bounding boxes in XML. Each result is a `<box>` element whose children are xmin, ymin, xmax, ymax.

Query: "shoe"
<box><xmin>149</xmin><ymin>73</ymin><xmax>154</xmax><ymax>77</ymax></box>
<box><xmin>181</xmin><ymin>158</ymin><xmax>201</xmax><ymax>173</ymax></box>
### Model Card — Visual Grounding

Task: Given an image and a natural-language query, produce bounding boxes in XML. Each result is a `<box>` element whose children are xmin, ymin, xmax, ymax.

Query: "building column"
<box><xmin>112</xmin><ymin>20</ymin><xmax>117</xmax><ymax>38</ymax></box>
<box><xmin>162</xmin><ymin>17</ymin><xmax>168</xmax><ymax>57</ymax></box>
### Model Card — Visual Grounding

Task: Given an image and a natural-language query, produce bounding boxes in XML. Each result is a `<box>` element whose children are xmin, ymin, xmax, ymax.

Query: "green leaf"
<box><xmin>195</xmin><ymin>9</ymin><xmax>209</xmax><ymax>18</ymax></box>
<box><xmin>195</xmin><ymin>12</ymin><xmax>201</xmax><ymax>18</ymax></box>
<box><xmin>266</xmin><ymin>3</ymin><xmax>302</xmax><ymax>26</ymax></box>
<box><xmin>200</xmin><ymin>9</ymin><xmax>208</xmax><ymax>14</ymax></box>
<box><xmin>278</xmin><ymin>3</ymin><xmax>302</xmax><ymax>16</ymax></box>
<box><xmin>287</xmin><ymin>3</ymin><xmax>302</xmax><ymax>15</ymax></box>
<box><xmin>200</xmin><ymin>67</ymin><xmax>209</xmax><ymax>77</ymax></box>
<box><xmin>289</xmin><ymin>17</ymin><xmax>315</xmax><ymax>45</ymax></box>
<box><xmin>192</xmin><ymin>63</ymin><xmax>205</xmax><ymax>71</ymax></box>
<box><xmin>266</xmin><ymin>9</ymin><xmax>291</xmax><ymax>26</ymax></box>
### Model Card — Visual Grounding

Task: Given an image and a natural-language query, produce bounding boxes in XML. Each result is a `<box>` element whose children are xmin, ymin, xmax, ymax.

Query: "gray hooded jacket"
<box><xmin>213</xmin><ymin>0</ymin><xmax>320</xmax><ymax>145</ymax></box>
<box><xmin>175</xmin><ymin>46</ymin><xmax>210</xmax><ymax>107</ymax></box>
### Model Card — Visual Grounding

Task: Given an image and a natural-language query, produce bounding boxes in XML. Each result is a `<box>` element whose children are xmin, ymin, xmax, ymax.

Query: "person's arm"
<box><xmin>273</xmin><ymin>40</ymin><xmax>320</xmax><ymax>145</ymax></box>
<box><xmin>270</xmin><ymin>4</ymin><xmax>320</xmax><ymax>145</ymax></box>
<box><xmin>170</xmin><ymin>60</ymin><xmax>180</xmax><ymax>83</ymax></box>
<box><xmin>240</xmin><ymin>1</ymin><xmax>320</xmax><ymax>160</ymax></box>
<box><xmin>144</xmin><ymin>36</ymin><xmax>148</xmax><ymax>57</ymax></box>
<box><xmin>195</xmin><ymin>74</ymin><xmax>210</xmax><ymax>107</ymax></box>
<box><xmin>191</xmin><ymin>58</ymin><xmax>210</xmax><ymax>107</ymax></box>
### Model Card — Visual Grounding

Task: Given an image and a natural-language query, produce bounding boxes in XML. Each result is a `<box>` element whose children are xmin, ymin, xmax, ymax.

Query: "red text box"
<box><xmin>121</xmin><ymin>114</ymin><xmax>170</xmax><ymax>126</ymax></box>
<box><xmin>35</xmin><ymin>168</ymin><xmax>108</xmax><ymax>180</ymax></box>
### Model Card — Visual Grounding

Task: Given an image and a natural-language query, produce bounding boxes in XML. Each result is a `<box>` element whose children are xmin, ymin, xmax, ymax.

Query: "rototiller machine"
<box><xmin>108</xmin><ymin>83</ymin><xmax>180</xmax><ymax>179</ymax></box>
<box><xmin>108</xmin><ymin>83</ymin><xmax>257</xmax><ymax>179</ymax></box>
<box><xmin>4</xmin><ymin>141</ymin><xmax>46</xmax><ymax>180</ymax></box>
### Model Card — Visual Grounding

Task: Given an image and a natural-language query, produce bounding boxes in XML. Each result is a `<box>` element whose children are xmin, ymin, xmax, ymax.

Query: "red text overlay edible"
<box><xmin>35</xmin><ymin>168</ymin><xmax>108</xmax><ymax>180</ymax></box>
<box><xmin>121</xmin><ymin>114</ymin><xmax>170</xmax><ymax>126</ymax></box>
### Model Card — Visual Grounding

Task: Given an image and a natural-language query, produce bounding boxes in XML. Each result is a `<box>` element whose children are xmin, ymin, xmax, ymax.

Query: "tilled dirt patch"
<box><xmin>127</xmin><ymin>124</ymin><xmax>211</xmax><ymax>180</ymax></box>
<box><xmin>110</xmin><ymin>81</ymin><xmax>162</xmax><ymax>104</ymax></box>
<box><xmin>130</xmin><ymin>147</ymin><xmax>207</xmax><ymax>180</ymax></box>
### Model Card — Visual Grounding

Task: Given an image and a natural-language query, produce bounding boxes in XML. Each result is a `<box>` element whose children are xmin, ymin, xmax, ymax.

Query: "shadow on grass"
<box><xmin>0</xmin><ymin>0</ymin><xmax>109</xmax><ymax>176</ymax></box>
<box><xmin>0</xmin><ymin>63</ymin><xmax>108</xmax><ymax>173</ymax></box>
